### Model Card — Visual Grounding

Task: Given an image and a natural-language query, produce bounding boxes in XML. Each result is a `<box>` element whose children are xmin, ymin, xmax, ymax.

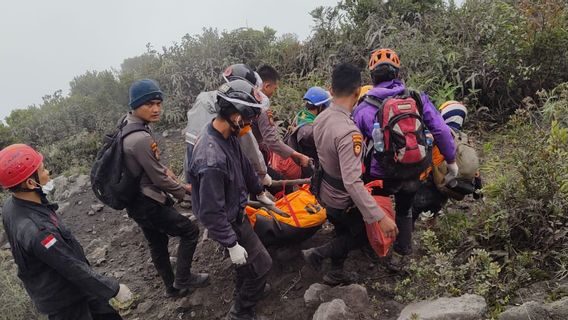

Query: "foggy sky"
<box><xmin>0</xmin><ymin>0</ymin><xmax>338</xmax><ymax>121</ymax></box>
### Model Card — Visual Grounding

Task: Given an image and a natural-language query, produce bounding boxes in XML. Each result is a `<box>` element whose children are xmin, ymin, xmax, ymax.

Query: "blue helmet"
<box><xmin>303</xmin><ymin>87</ymin><xmax>331</xmax><ymax>109</ymax></box>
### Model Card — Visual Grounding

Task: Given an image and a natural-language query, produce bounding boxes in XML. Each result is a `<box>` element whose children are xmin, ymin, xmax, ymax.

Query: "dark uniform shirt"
<box><xmin>189</xmin><ymin>123</ymin><xmax>264</xmax><ymax>247</ymax></box>
<box><xmin>2</xmin><ymin>196</ymin><xmax>119</xmax><ymax>314</ymax></box>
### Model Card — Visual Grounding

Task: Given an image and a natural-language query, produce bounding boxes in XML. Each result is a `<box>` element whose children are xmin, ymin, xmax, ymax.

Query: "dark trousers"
<box><xmin>231</xmin><ymin>216</ymin><xmax>272</xmax><ymax>313</ymax></box>
<box><xmin>126</xmin><ymin>195</ymin><xmax>199</xmax><ymax>290</ymax></box>
<box><xmin>412</xmin><ymin>179</ymin><xmax>448</xmax><ymax>222</ymax></box>
<box><xmin>372</xmin><ymin>179</ymin><xmax>419</xmax><ymax>256</ymax></box>
<box><xmin>48</xmin><ymin>297</ymin><xmax>122</xmax><ymax>320</ymax></box>
<box><xmin>325</xmin><ymin>207</ymin><xmax>369</xmax><ymax>268</ymax></box>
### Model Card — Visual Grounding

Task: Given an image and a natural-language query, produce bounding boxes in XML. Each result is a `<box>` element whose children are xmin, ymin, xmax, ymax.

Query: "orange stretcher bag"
<box><xmin>245</xmin><ymin>185</ymin><xmax>326</xmax><ymax>246</ymax></box>
<box><xmin>364</xmin><ymin>180</ymin><xmax>396</xmax><ymax>257</ymax></box>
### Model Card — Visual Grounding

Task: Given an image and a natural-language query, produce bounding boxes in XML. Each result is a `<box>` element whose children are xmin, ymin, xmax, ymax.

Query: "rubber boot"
<box><xmin>226</xmin><ymin>304</ymin><xmax>256</xmax><ymax>320</ymax></box>
<box><xmin>301</xmin><ymin>244</ymin><xmax>333</xmax><ymax>272</ymax></box>
<box><xmin>173</xmin><ymin>273</ymin><xmax>210</xmax><ymax>290</ymax></box>
<box><xmin>322</xmin><ymin>261</ymin><xmax>358</xmax><ymax>286</ymax></box>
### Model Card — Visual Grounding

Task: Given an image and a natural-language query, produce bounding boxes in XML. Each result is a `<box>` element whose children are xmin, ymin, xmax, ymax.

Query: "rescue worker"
<box><xmin>189</xmin><ymin>79</ymin><xmax>274</xmax><ymax>320</ymax></box>
<box><xmin>122</xmin><ymin>79</ymin><xmax>209</xmax><ymax>298</ymax></box>
<box><xmin>286</xmin><ymin>86</ymin><xmax>331</xmax><ymax>178</ymax></box>
<box><xmin>353</xmin><ymin>48</ymin><xmax>457</xmax><ymax>272</ymax></box>
<box><xmin>184</xmin><ymin>64</ymin><xmax>272</xmax><ymax>187</ymax></box>
<box><xmin>252</xmin><ymin>65</ymin><xmax>311</xmax><ymax>191</ymax></box>
<box><xmin>413</xmin><ymin>101</ymin><xmax>482</xmax><ymax>222</ymax></box>
<box><xmin>0</xmin><ymin>144</ymin><xmax>132</xmax><ymax>320</ymax></box>
<box><xmin>301</xmin><ymin>63</ymin><xmax>398</xmax><ymax>285</ymax></box>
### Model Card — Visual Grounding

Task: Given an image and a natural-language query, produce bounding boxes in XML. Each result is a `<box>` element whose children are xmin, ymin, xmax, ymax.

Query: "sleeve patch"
<box><xmin>41</xmin><ymin>234</ymin><xmax>57</xmax><ymax>249</ymax></box>
<box><xmin>151</xmin><ymin>141</ymin><xmax>161</xmax><ymax>160</ymax></box>
<box><xmin>353</xmin><ymin>134</ymin><xmax>363</xmax><ymax>156</ymax></box>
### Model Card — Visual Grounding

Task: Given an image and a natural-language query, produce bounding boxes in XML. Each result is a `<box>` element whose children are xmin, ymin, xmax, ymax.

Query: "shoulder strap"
<box><xmin>121</xmin><ymin>121</ymin><xmax>150</xmax><ymax>139</ymax></box>
<box><xmin>363</xmin><ymin>95</ymin><xmax>383</xmax><ymax>109</ymax></box>
<box><xmin>407</xmin><ymin>89</ymin><xmax>425</xmax><ymax>115</ymax></box>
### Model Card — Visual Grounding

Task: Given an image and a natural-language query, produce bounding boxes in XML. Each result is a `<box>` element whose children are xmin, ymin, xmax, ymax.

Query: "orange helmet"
<box><xmin>368</xmin><ymin>48</ymin><xmax>400</xmax><ymax>71</ymax></box>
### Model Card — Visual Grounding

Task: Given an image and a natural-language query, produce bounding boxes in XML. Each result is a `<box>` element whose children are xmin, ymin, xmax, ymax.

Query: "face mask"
<box><xmin>42</xmin><ymin>179</ymin><xmax>55</xmax><ymax>193</ymax></box>
<box><xmin>31</xmin><ymin>179</ymin><xmax>54</xmax><ymax>194</ymax></box>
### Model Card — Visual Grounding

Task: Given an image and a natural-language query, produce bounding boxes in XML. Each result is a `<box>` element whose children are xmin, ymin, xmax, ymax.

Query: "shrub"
<box><xmin>397</xmin><ymin>83</ymin><xmax>568</xmax><ymax>312</ymax></box>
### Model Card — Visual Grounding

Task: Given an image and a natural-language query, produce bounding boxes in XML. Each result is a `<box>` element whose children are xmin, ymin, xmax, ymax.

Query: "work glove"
<box><xmin>446</xmin><ymin>162</ymin><xmax>459</xmax><ymax>178</ymax></box>
<box><xmin>257</xmin><ymin>191</ymin><xmax>275</xmax><ymax>207</ymax></box>
<box><xmin>262</xmin><ymin>174</ymin><xmax>273</xmax><ymax>187</ymax></box>
<box><xmin>228</xmin><ymin>242</ymin><xmax>248</xmax><ymax>265</ymax></box>
<box><xmin>114</xmin><ymin>284</ymin><xmax>133</xmax><ymax>303</ymax></box>
<box><xmin>445</xmin><ymin>162</ymin><xmax>459</xmax><ymax>188</ymax></box>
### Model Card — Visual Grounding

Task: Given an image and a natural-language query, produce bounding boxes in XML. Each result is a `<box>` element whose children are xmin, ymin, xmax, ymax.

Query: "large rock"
<box><xmin>53</xmin><ymin>174</ymin><xmax>90</xmax><ymax>200</ymax></box>
<box><xmin>52</xmin><ymin>175</ymin><xmax>69</xmax><ymax>201</ymax></box>
<box><xmin>546</xmin><ymin>297</ymin><xmax>568</xmax><ymax>320</ymax></box>
<box><xmin>398</xmin><ymin>294</ymin><xmax>487</xmax><ymax>320</ymax></box>
<box><xmin>86</xmin><ymin>240</ymin><xmax>109</xmax><ymax>266</ymax></box>
<box><xmin>304</xmin><ymin>283</ymin><xmax>331</xmax><ymax>307</ymax></box>
<box><xmin>499</xmin><ymin>301</ymin><xmax>550</xmax><ymax>320</ymax></box>
<box><xmin>304</xmin><ymin>283</ymin><xmax>369</xmax><ymax>311</ymax></box>
<box><xmin>312</xmin><ymin>299</ymin><xmax>355</xmax><ymax>320</ymax></box>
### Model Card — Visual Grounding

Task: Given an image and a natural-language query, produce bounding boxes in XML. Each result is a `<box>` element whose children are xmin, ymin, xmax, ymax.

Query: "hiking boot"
<box><xmin>322</xmin><ymin>270</ymin><xmax>359</xmax><ymax>286</ymax></box>
<box><xmin>385</xmin><ymin>251</ymin><xmax>408</xmax><ymax>274</ymax></box>
<box><xmin>226</xmin><ymin>304</ymin><xmax>257</xmax><ymax>320</ymax></box>
<box><xmin>302</xmin><ymin>247</ymin><xmax>325</xmax><ymax>271</ymax></box>
<box><xmin>165</xmin><ymin>287</ymin><xmax>188</xmax><ymax>298</ymax></box>
<box><xmin>361</xmin><ymin>245</ymin><xmax>379</xmax><ymax>264</ymax></box>
<box><xmin>173</xmin><ymin>273</ymin><xmax>210</xmax><ymax>290</ymax></box>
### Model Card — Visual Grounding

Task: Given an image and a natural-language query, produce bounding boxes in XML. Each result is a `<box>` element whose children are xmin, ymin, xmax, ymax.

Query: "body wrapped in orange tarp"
<box><xmin>245</xmin><ymin>186</ymin><xmax>326</xmax><ymax>245</ymax></box>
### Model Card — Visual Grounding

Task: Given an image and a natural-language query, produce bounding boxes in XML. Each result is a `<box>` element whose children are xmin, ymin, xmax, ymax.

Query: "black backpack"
<box><xmin>91</xmin><ymin>117</ymin><xmax>149</xmax><ymax>210</ymax></box>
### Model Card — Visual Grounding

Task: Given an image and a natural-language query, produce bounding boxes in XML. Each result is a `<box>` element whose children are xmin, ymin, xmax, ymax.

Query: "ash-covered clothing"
<box><xmin>353</xmin><ymin>79</ymin><xmax>455</xmax><ymax>178</ymax></box>
<box><xmin>313</xmin><ymin>104</ymin><xmax>385</xmax><ymax>224</ymax></box>
<box><xmin>189</xmin><ymin>123</ymin><xmax>264</xmax><ymax>247</ymax></box>
<box><xmin>2</xmin><ymin>196</ymin><xmax>119</xmax><ymax>315</ymax></box>
<box><xmin>122</xmin><ymin>112</ymin><xmax>186</xmax><ymax>203</ymax></box>
<box><xmin>183</xmin><ymin>91</ymin><xmax>267</xmax><ymax>180</ymax></box>
<box><xmin>253</xmin><ymin>109</ymin><xmax>295</xmax><ymax>159</ymax></box>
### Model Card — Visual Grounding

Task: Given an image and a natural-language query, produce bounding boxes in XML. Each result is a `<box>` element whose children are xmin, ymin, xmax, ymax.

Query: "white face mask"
<box><xmin>31</xmin><ymin>179</ymin><xmax>54</xmax><ymax>193</ymax></box>
<box><xmin>42</xmin><ymin>179</ymin><xmax>55</xmax><ymax>193</ymax></box>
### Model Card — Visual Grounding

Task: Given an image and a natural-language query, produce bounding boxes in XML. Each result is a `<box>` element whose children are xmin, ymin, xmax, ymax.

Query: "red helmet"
<box><xmin>0</xmin><ymin>144</ymin><xmax>43</xmax><ymax>188</ymax></box>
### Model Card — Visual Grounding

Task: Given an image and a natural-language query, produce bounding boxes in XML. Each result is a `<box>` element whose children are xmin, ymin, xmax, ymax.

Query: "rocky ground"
<box><xmin>1</xmin><ymin>130</ymin><xmax>567</xmax><ymax>320</ymax></box>
<box><xmin>43</xmin><ymin>174</ymin><xmax>408</xmax><ymax>320</ymax></box>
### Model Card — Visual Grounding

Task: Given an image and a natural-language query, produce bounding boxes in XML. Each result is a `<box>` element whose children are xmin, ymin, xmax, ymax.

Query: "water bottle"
<box><xmin>372</xmin><ymin>122</ymin><xmax>384</xmax><ymax>152</ymax></box>
<box><xmin>424</xmin><ymin>129</ymin><xmax>434</xmax><ymax>147</ymax></box>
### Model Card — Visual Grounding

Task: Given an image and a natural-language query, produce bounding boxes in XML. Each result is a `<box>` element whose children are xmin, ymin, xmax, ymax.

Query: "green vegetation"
<box><xmin>395</xmin><ymin>82</ymin><xmax>568</xmax><ymax>315</ymax></box>
<box><xmin>2</xmin><ymin>0</ymin><xmax>567</xmax><ymax>174</ymax></box>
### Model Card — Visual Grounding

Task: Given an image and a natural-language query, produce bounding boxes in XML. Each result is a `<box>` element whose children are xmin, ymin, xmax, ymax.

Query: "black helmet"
<box><xmin>222</xmin><ymin>64</ymin><xmax>258</xmax><ymax>86</ymax></box>
<box><xmin>217</xmin><ymin>79</ymin><xmax>265</xmax><ymax>120</ymax></box>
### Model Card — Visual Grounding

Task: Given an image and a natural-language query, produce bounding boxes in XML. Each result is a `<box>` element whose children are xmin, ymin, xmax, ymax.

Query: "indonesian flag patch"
<box><xmin>41</xmin><ymin>234</ymin><xmax>57</xmax><ymax>250</ymax></box>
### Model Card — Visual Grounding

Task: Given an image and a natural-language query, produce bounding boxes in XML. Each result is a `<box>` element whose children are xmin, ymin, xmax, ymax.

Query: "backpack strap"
<box><xmin>121</xmin><ymin>122</ymin><xmax>149</xmax><ymax>138</ymax></box>
<box><xmin>363</xmin><ymin>95</ymin><xmax>383</xmax><ymax>109</ymax></box>
<box><xmin>407</xmin><ymin>89</ymin><xmax>425</xmax><ymax>115</ymax></box>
